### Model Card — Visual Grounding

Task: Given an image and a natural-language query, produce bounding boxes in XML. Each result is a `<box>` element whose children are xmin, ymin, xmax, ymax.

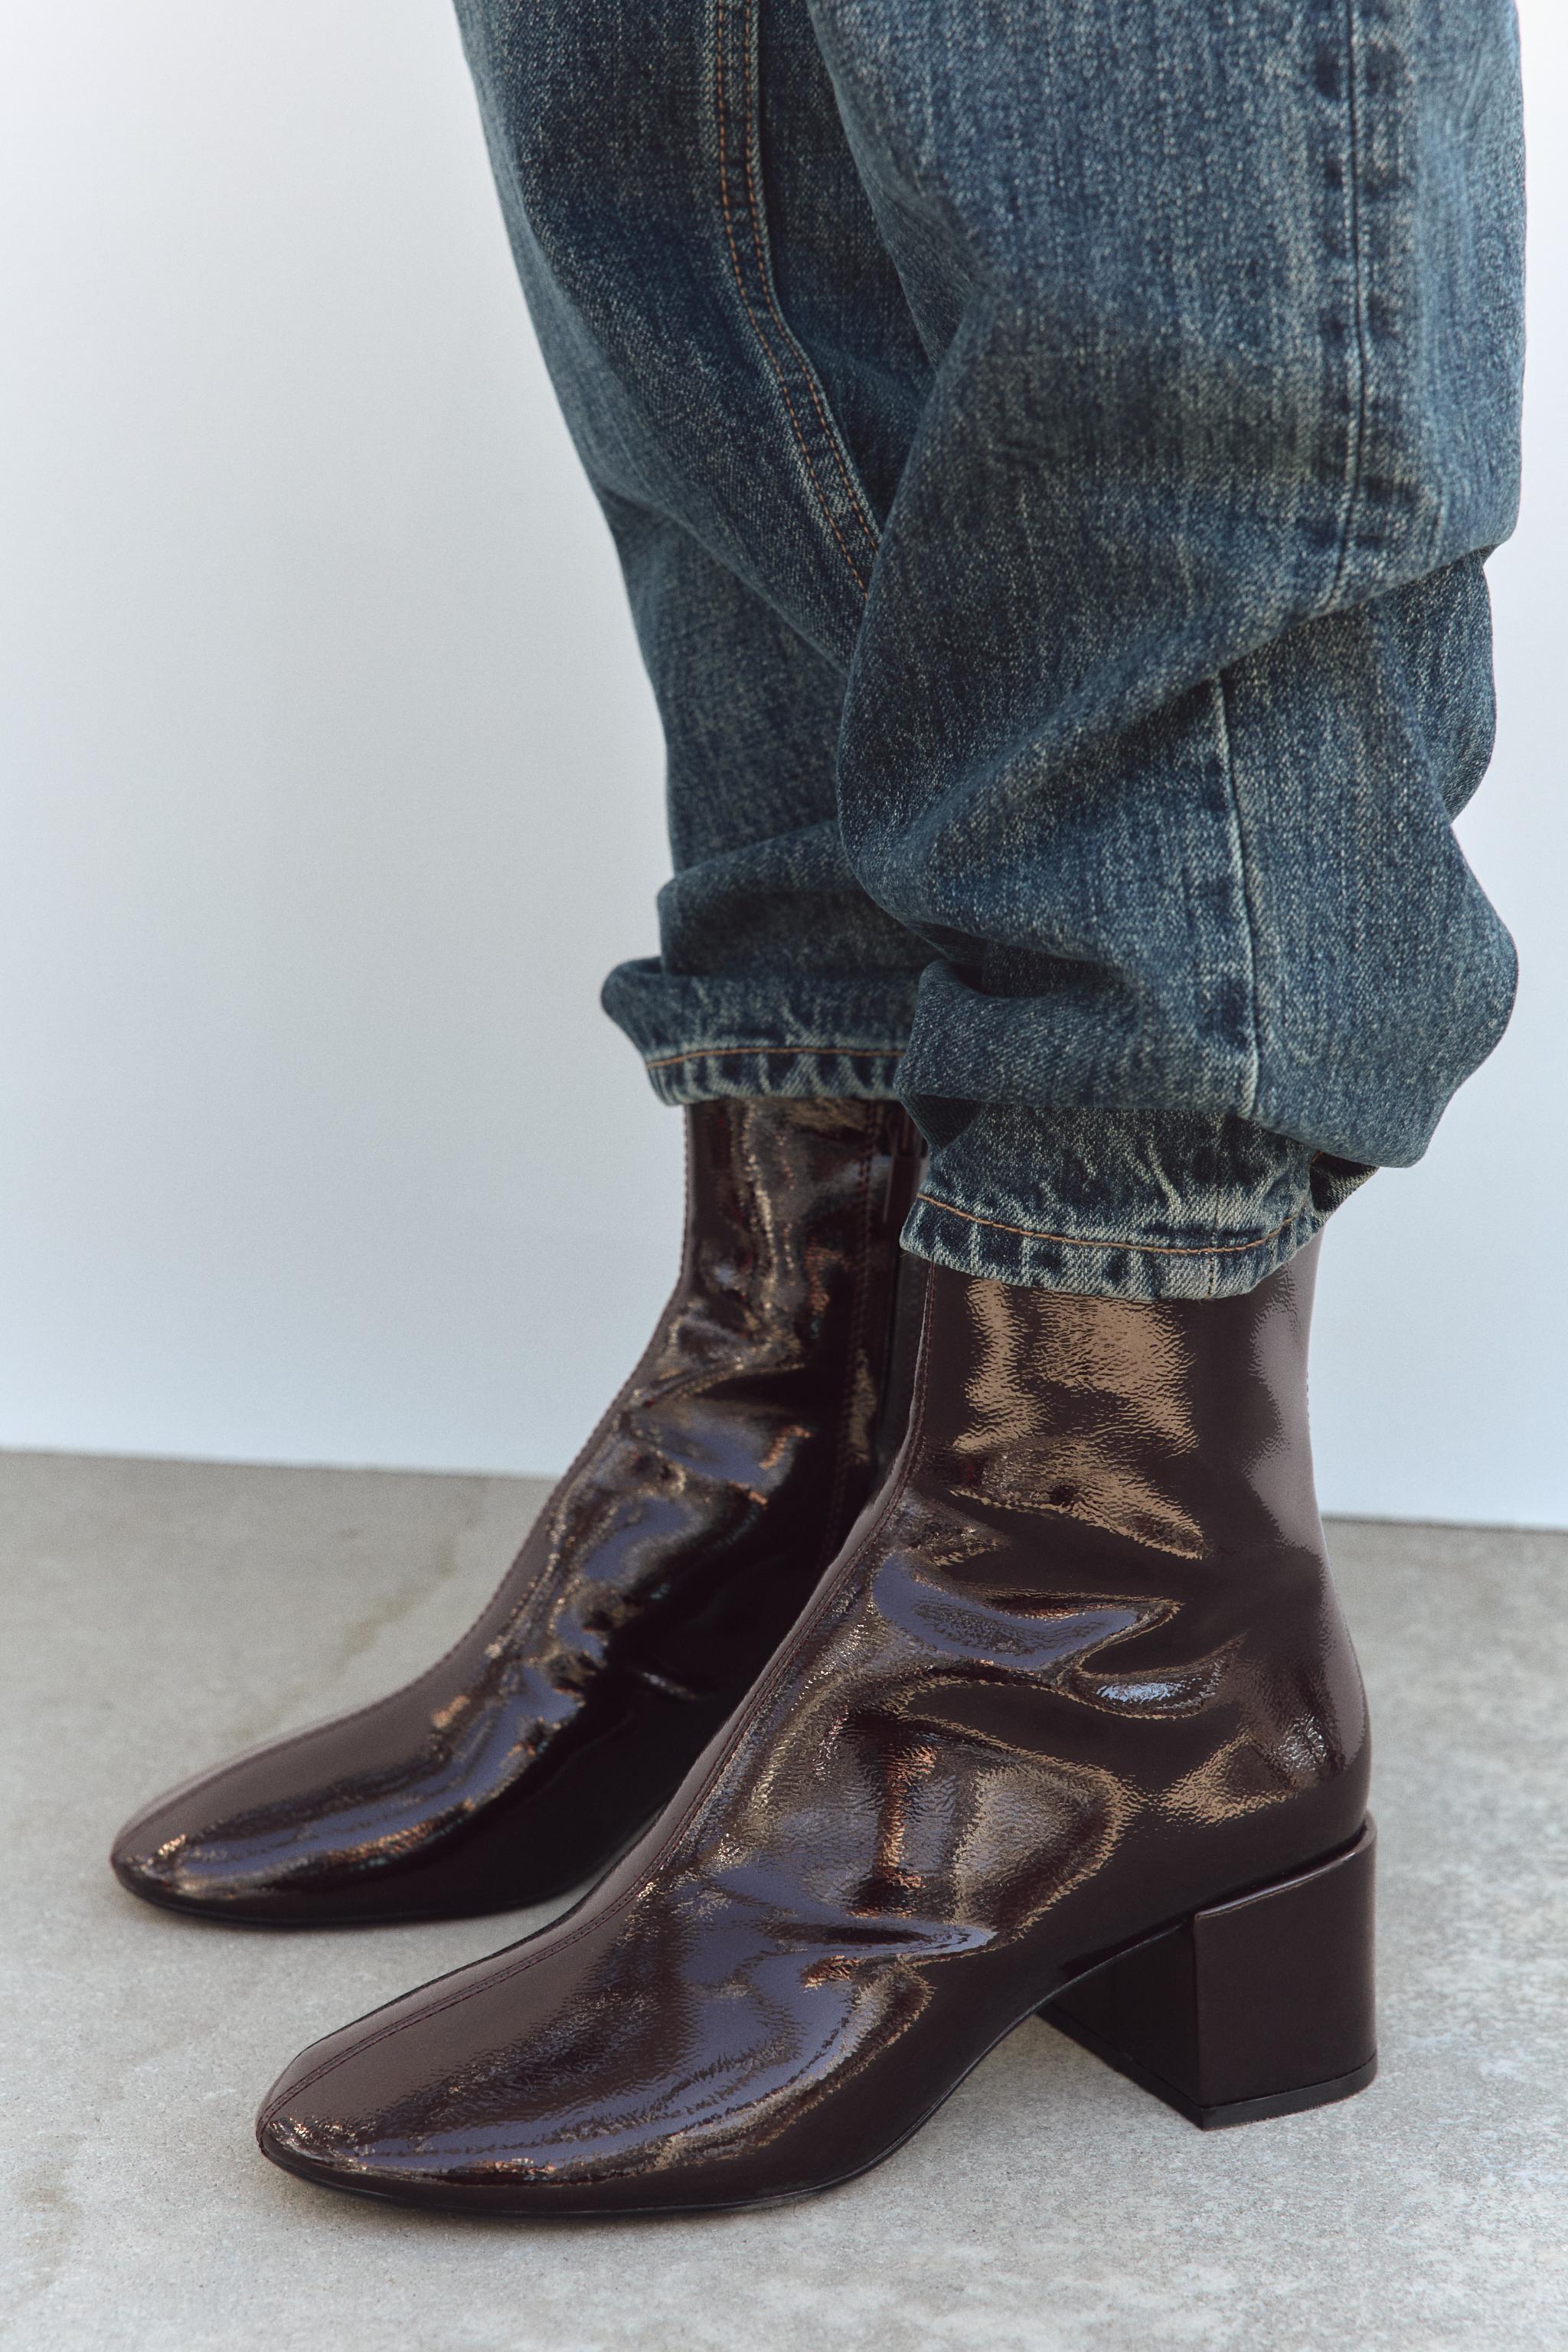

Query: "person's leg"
<box><xmin>455</xmin><ymin>0</ymin><xmax>934</xmax><ymax>1097</ymax></box>
<box><xmin>464</xmin><ymin>0</ymin><xmax>1521</xmax><ymax>1295</ymax></box>
<box><xmin>253</xmin><ymin>0</ymin><xmax>1524</xmax><ymax>2207</ymax></box>
<box><xmin>808</xmin><ymin>0</ymin><xmax>1523</xmax><ymax>1297</ymax></box>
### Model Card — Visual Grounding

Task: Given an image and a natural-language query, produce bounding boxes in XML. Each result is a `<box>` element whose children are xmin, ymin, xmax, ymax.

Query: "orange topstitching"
<box><xmin>644</xmin><ymin>1043</ymin><xmax>903</xmax><ymax>1070</ymax></box>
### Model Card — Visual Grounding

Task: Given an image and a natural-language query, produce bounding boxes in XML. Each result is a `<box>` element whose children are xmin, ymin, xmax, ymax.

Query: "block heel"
<box><xmin>1042</xmin><ymin>1819</ymin><xmax>1377</xmax><ymax>2129</ymax></box>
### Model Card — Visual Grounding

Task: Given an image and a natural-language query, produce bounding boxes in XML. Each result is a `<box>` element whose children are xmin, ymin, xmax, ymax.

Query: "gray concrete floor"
<box><xmin>1</xmin><ymin>1452</ymin><xmax>1564</xmax><ymax>2352</ymax></box>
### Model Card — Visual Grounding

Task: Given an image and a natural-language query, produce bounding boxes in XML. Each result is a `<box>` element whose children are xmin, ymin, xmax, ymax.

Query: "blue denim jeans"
<box><xmin>455</xmin><ymin>0</ymin><xmax>1524</xmax><ymax>1298</ymax></box>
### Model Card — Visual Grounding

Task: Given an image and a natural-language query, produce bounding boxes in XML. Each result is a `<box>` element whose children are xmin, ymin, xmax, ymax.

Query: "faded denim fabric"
<box><xmin>454</xmin><ymin>0</ymin><xmax>1524</xmax><ymax>1298</ymax></box>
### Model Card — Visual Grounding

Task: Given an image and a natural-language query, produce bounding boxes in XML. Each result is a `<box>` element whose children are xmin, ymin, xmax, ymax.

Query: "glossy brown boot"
<box><xmin>111</xmin><ymin>1098</ymin><xmax>924</xmax><ymax>1925</ymax></box>
<box><xmin>256</xmin><ymin>1237</ymin><xmax>1375</xmax><ymax>2213</ymax></box>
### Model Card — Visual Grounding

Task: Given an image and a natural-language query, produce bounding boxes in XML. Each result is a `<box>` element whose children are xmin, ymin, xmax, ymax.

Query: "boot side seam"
<box><xmin>815</xmin><ymin>1124</ymin><xmax>877</xmax><ymax>1573</ymax></box>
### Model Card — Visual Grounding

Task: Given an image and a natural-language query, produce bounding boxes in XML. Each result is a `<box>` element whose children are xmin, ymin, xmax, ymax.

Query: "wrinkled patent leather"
<box><xmin>112</xmin><ymin>1099</ymin><xmax>926</xmax><ymax>1925</ymax></box>
<box><xmin>257</xmin><ymin>1238</ymin><xmax>1371</xmax><ymax>2212</ymax></box>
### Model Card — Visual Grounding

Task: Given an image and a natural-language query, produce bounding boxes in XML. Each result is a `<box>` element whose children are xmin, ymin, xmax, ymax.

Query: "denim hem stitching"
<box><xmin>913</xmin><ymin>1189</ymin><xmax>1312</xmax><ymax>1260</ymax></box>
<box><xmin>644</xmin><ymin>1043</ymin><xmax>906</xmax><ymax>1070</ymax></box>
<box><xmin>1328</xmin><ymin>0</ymin><xmax>1370</xmax><ymax>611</ymax></box>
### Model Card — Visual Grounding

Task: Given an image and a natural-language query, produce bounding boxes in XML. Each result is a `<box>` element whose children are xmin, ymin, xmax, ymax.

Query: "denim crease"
<box><xmin>454</xmin><ymin>0</ymin><xmax>1524</xmax><ymax>1300</ymax></box>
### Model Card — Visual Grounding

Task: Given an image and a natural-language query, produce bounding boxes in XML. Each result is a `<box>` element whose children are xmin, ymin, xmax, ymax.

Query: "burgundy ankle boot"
<box><xmin>256</xmin><ymin>1237</ymin><xmax>1375</xmax><ymax>2213</ymax></box>
<box><xmin>111</xmin><ymin>1098</ymin><xmax>924</xmax><ymax>1924</ymax></box>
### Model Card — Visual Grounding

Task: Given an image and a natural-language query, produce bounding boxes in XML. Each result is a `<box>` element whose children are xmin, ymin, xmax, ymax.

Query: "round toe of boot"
<box><xmin>111</xmin><ymin>1808</ymin><xmax>238</xmax><ymax>1919</ymax></box>
<box><xmin>109</xmin><ymin>1772</ymin><xmax>311</xmax><ymax>1926</ymax></box>
<box><xmin>255</xmin><ymin>2099</ymin><xmax>397</xmax><ymax>2204</ymax></box>
<box><xmin>255</xmin><ymin>2040</ymin><xmax>545</xmax><ymax>2216</ymax></box>
<box><xmin>107</xmin><ymin>1714</ymin><xmax>472</xmax><ymax>1926</ymax></box>
<box><xmin>252</xmin><ymin>1982</ymin><xmax>670</xmax><ymax>2220</ymax></box>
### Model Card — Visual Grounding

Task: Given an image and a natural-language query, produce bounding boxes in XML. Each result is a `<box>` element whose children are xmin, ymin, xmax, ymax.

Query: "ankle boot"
<box><xmin>111</xmin><ymin>1098</ymin><xmax>925</xmax><ymax>1924</ymax></box>
<box><xmin>255</xmin><ymin>1238</ymin><xmax>1374</xmax><ymax>2213</ymax></box>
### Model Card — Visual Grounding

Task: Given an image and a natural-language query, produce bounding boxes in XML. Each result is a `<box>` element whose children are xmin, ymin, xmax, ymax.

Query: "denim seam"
<box><xmin>714</xmin><ymin>0</ymin><xmax>877</xmax><ymax>595</ymax></box>
<box><xmin>644</xmin><ymin>1043</ymin><xmax>905</xmax><ymax>1070</ymax></box>
<box><xmin>1212</xmin><ymin>671</ymin><xmax>1261</xmax><ymax>1125</ymax></box>
<box><xmin>1327</xmin><ymin>0</ymin><xmax>1371</xmax><ymax>612</ymax></box>
<box><xmin>914</xmin><ymin>1190</ymin><xmax>1311</xmax><ymax>1261</ymax></box>
<box><xmin>1210</xmin><ymin>667</ymin><xmax>1260</xmax><ymax>1298</ymax></box>
<box><xmin>739</xmin><ymin>0</ymin><xmax>880</xmax><ymax>565</ymax></box>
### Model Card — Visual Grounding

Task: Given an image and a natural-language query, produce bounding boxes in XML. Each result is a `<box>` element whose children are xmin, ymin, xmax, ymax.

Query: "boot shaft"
<box><xmin>678</xmin><ymin>1096</ymin><xmax>922</xmax><ymax>1347</ymax></box>
<box><xmin>669</xmin><ymin>1099</ymin><xmax>925</xmax><ymax>1499</ymax></box>
<box><xmin>912</xmin><ymin>1239</ymin><xmax>1326</xmax><ymax>1565</ymax></box>
<box><xmin>880</xmin><ymin>1240</ymin><xmax>1369</xmax><ymax>1900</ymax></box>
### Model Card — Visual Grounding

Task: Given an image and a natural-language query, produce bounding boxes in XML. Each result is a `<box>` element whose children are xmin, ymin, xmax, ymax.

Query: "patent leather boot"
<box><xmin>256</xmin><ymin>1238</ymin><xmax>1375</xmax><ymax>2212</ymax></box>
<box><xmin>113</xmin><ymin>1098</ymin><xmax>925</xmax><ymax>1925</ymax></box>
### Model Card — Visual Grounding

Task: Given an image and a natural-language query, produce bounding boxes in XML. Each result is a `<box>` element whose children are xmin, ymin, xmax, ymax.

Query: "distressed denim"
<box><xmin>454</xmin><ymin>0</ymin><xmax>1524</xmax><ymax>1298</ymax></box>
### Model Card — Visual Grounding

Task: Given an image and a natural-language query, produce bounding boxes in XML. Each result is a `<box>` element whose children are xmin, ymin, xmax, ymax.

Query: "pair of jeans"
<box><xmin>454</xmin><ymin>0</ymin><xmax>1524</xmax><ymax>1298</ymax></box>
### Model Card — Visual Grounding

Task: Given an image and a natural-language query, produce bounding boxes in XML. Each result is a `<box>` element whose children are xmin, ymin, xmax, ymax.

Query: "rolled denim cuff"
<box><xmin>903</xmin><ymin>1106</ymin><xmax>1372</xmax><ymax>1302</ymax></box>
<box><xmin>602</xmin><ymin>958</ymin><xmax>917</xmax><ymax>1107</ymax></box>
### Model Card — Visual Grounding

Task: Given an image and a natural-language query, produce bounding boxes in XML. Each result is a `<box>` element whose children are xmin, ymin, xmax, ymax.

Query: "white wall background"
<box><xmin>0</xmin><ymin>2</ymin><xmax>1563</xmax><ymax>1523</ymax></box>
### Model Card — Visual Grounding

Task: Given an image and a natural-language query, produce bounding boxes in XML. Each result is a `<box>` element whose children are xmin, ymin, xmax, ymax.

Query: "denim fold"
<box><xmin>601</xmin><ymin>959</ymin><xmax>914</xmax><ymax>1107</ymax></box>
<box><xmin>904</xmin><ymin>1108</ymin><xmax>1371</xmax><ymax>1305</ymax></box>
